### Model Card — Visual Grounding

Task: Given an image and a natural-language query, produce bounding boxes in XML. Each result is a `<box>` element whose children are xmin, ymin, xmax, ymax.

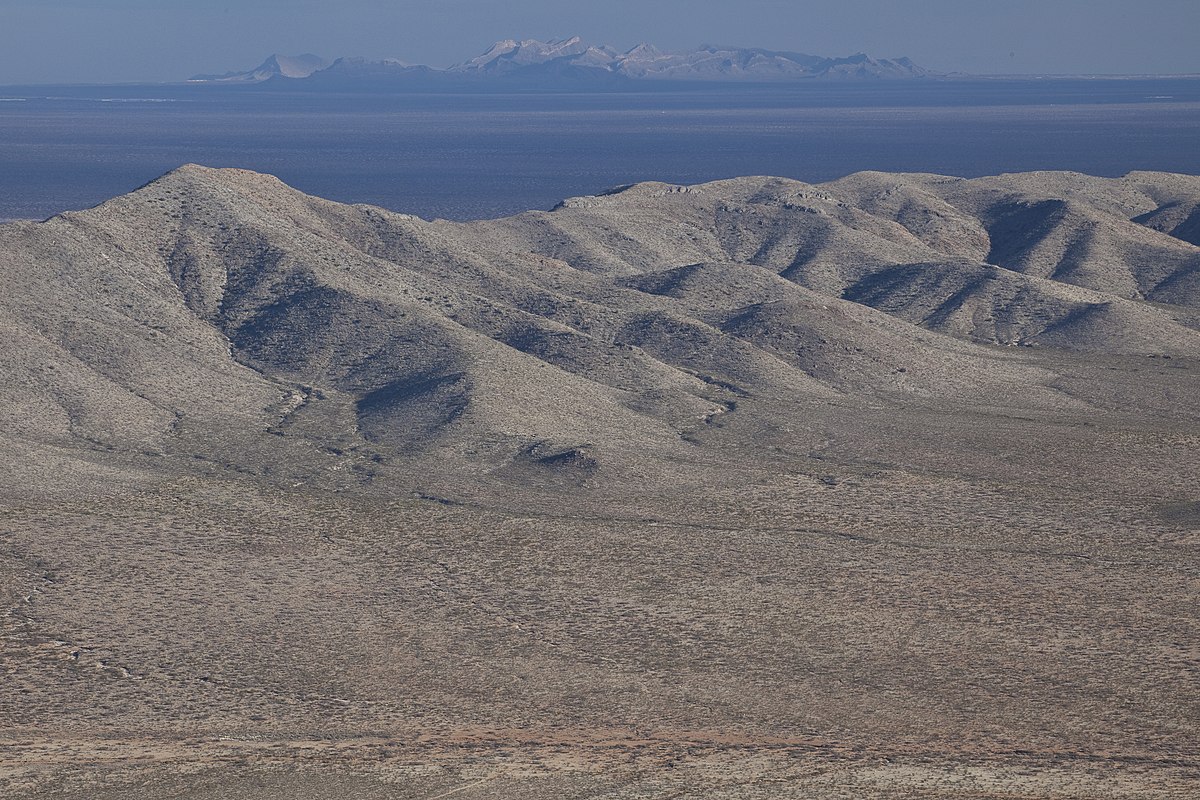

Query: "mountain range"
<box><xmin>3</xmin><ymin>165</ymin><xmax>1199</xmax><ymax>497</ymax></box>
<box><xmin>3</xmin><ymin>167</ymin><xmax>1199</xmax><ymax>799</ymax></box>
<box><xmin>189</xmin><ymin>37</ymin><xmax>932</xmax><ymax>88</ymax></box>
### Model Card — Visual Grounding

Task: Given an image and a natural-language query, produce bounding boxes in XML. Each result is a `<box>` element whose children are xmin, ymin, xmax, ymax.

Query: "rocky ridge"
<box><xmin>1</xmin><ymin>166</ymin><xmax>1198</xmax><ymax>499</ymax></box>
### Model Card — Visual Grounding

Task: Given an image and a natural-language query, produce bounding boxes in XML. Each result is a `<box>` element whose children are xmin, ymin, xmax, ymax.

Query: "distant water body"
<box><xmin>1</xmin><ymin>79</ymin><xmax>1198</xmax><ymax>222</ymax></box>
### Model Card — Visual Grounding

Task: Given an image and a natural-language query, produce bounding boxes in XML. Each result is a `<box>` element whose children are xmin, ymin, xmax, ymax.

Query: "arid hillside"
<box><xmin>1</xmin><ymin>168</ymin><xmax>1198</xmax><ymax>799</ymax></box>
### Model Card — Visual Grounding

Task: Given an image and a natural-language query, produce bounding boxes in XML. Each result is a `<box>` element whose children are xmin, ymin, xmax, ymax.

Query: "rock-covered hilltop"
<box><xmin>189</xmin><ymin>37</ymin><xmax>932</xmax><ymax>88</ymax></box>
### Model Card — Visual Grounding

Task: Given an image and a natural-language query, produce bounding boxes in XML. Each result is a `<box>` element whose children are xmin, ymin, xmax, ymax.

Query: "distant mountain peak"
<box><xmin>454</xmin><ymin>35</ymin><xmax>592</xmax><ymax>72</ymax></box>
<box><xmin>190</xmin><ymin>52</ymin><xmax>329</xmax><ymax>83</ymax></box>
<box><xmin>623</xmin><ymin>43</ymin><xmax>663</xmax><ymax>60</ymax></box>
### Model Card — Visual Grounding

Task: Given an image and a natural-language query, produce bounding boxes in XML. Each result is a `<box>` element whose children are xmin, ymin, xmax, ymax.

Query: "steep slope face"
<box><xmin>0</xmin><ymin>212</ymin><xmax>282</xmax><ymax>455</ymax></box>
<box><xmin>615</xmin><ymin>261</ymin><xmax>1056</xmax><ymax>401</ymax></box>
<box><xmin>822</xmin><ymin>172</ymin><xmax>993</xmax><ymax>261</ymax></box>
<box><xmin>1123</xmin><ymin>171</ymin><xmax>1200</xmax><ymax>252</ymax></box>
<box><xmin>473</xmin><ymin>171</ymin><xmax>1200</xmax><ymax>352</ymax></box>
<box><xmin>933</xmin><ymin>180</ymin><xmax>1200</xmax><ymax>306</ymax></box>
<box><xmin>9</xmin><ymin>167</ymin><xmax>737</xmax><ymax>492</ymax></box>
<box><xmin>2</xmin><ymin>166</ymin><xmax>1200</xmax><ymax>500</ymax></box>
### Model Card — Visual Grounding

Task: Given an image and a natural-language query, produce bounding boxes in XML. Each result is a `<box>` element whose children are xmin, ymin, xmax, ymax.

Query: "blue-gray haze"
<box><xmin>0</xmin><ymin>0</ymin><xmax>1197</xmax><ymax>84</ymax></box>
<box><xmin>1</xmin><ymin>81</ymin><xmax>1197</xmax><ymax>222</ymax></box>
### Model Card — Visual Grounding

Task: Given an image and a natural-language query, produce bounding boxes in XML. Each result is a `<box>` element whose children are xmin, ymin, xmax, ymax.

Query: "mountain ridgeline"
<box><xmin>190</xmin><ymin>37</ymin><xmax>932</xmax><ymax>89</ymax></box>
<box><xmin>2</xmin><ymin>167</ymin><xmax>1199</xmax><ymax>502</ymax></box>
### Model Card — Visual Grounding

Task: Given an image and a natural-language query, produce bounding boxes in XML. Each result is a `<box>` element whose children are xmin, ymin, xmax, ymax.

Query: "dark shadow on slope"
<box><xmin>356</xmin><ymin>372</ymin><xmax>471</xmax><ymax>450</ymax></box>
<box><xmin>982</xmin><ymin>199</ymin><xmax>1068</xmax><ymax>272</ymax></box>
<box><xmin>842</xmin><ymin>261</ymin><xmax>1085</xmax><ymax>346</ymax></box>
<box><xmin>616</xmin><ymin>263</ymin><xmax>709</xmax><ymax>297</ymax></box>
<box><xmin>1133</xmin><ymin>202</ymin><xmax>1200</xmax><ymax>248</ymax></box>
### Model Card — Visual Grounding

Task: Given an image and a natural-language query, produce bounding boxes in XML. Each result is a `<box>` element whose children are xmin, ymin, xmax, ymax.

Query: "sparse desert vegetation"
<box><xmin>1</xmin><ymin>167</ymin><xmax>1198</xmax><ymax>798</ymax></box>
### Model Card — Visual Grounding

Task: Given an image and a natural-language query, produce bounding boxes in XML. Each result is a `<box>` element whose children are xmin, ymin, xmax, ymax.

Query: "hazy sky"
<box><xmin>1</xmin><ymin>0</ymin><xmax>1197</xmax><ymax>84</ymax></box>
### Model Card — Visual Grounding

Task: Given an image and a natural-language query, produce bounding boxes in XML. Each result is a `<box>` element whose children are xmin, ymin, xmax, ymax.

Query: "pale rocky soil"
<box><xmin>1</xmin><ymin>168</ymin><xmax>1199</xmax><ymax>798</ymax></box>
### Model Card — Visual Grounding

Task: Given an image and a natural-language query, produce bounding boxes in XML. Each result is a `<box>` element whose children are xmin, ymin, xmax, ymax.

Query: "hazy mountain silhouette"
<box><xmin>188</xmin><ymin>37</ymin><xmax>932</xmax><ymax>89</ymax></box>
<box><xmin>190</xmin><ymin>53</ymin><xmax>329</xmax><ymax>83</ymax></box>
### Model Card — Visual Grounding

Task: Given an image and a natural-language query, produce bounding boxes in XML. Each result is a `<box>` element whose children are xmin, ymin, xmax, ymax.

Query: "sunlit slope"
<box><xmin>1</xmin><ymin>165</ymin><xmax>1198</xmax><ymax>494</ymax></box>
